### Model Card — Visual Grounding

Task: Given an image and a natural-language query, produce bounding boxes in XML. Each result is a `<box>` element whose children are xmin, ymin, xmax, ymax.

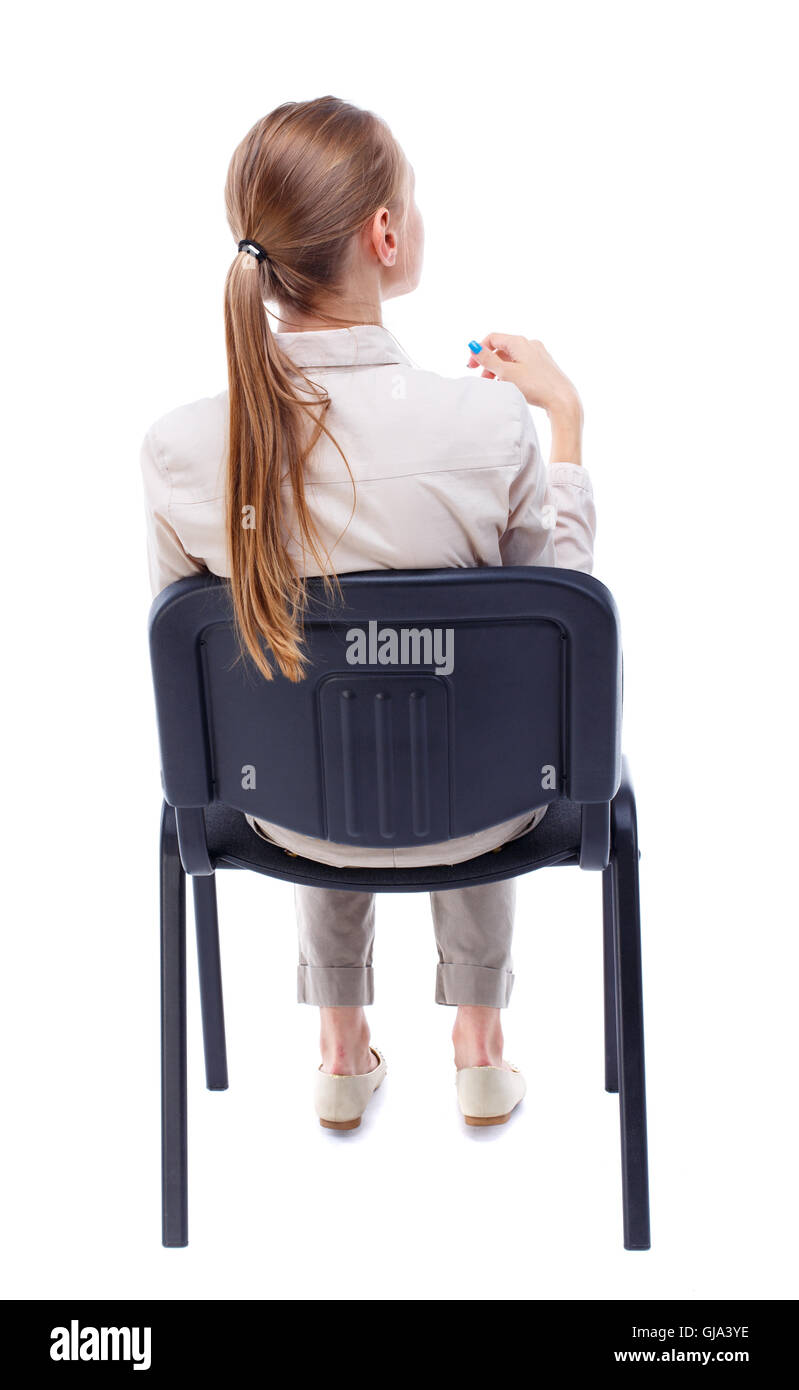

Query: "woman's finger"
<box><xmin>482</xmin><ymin>331</ymin><xmax>527</xmax><ymax>360</ymax></box>
<box><xmin>467</xmin><ymin>338</ymin><xmax>523</xmax><ymax>386</ymax></box>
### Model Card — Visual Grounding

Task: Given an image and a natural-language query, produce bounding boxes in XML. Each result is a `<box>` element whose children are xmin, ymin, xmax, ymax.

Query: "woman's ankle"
<box><xmin>319</xmin><ymin>1006</ymin><xmax>374</xmax><ymax>1075</ymax></box>
<box><xmin>452</xmin><ymin>1005</ymin><xmax>505</xmax><ymax>1069</ymax></box>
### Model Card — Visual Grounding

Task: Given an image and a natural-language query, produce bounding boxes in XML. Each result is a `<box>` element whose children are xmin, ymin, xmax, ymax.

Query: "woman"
<box><xmin>141</xmin><ymin>95</ymin><xmax>595</xmax><ymax>1131</ymax></box>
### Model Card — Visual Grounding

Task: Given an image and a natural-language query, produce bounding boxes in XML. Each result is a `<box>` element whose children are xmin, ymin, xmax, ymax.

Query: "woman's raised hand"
<box><xmin>467</xmin><ymin>333</ymin><xmax>584</xmax><ymax>465</ymax></box>
<box><xmin>467</xmin><ymin>334</ymin><xmax>580</xmax><ymax>412</ymax></box>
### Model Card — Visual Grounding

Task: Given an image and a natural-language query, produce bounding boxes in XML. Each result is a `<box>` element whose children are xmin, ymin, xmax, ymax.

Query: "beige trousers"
<box><xmin>295</xmin><ymin>879</ymin><xmax>519</xmax><ymax>1007</ymax></box>
<box><xmin>248</xmin><ymin>806</ymin><xmax>549</xmax><ymax>1008</ymax></box>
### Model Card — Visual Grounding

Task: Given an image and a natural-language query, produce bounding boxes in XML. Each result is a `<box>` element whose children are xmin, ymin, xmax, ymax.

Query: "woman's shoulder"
<box><xmin>144</xmin><ymin>389</ymin><xmax>228</xmax><ymax>460</ymax></box>
<box><xmin>377</xmin><ymin>361</ymin><xmax>528</xmax><ymax>465</ymax></box>
<box><xmin>408</xmin><ymin>362</ymin><xmax>527</xmax><ymax>433</ymax></box>
<box><xmin>142</xmin><ymin>390</ymin><xmax>228</xmax><ymax>494</ymax></box>
<box><xmin>141</xmin><ymin>389</ymin><xmax>228</xmax><ymax>507</ymax></box>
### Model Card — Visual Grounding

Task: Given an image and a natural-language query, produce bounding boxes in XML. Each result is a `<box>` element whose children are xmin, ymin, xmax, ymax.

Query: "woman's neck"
<box><xmin>275</xmin><ymin>306</ymin><xmax>383</xmax><ymax>333</ymax></box>
<box><xmin>273</xmin><ymin>277</ymin><xmax>383</xmax><ymax>334</ymax></box>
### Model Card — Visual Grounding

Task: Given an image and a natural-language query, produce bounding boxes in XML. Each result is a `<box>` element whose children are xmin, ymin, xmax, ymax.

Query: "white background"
<box><xmin>2</xmin><ymin>0</ymin><xmax>797</xmax><ymax>1301</ymax></box>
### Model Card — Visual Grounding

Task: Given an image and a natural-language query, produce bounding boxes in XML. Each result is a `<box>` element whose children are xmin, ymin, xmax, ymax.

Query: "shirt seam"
<box><xmin>548</xmin><ymin>466</ymin><xmax>593</xmax><ymax>492</ymax></box>
<box><xmin>147</xmin><ymin>428</ymin><xmax>175</xmax><ymax>523</ymax></box>
<box><xmin>163</xmin><ymin>459</ymin><xmax>594</xmax><ymax>504</ymax></box>
<box><xmin>287</xmin><ymin>358</ymin><xmax>406</xmax><ymax>371</ymax></box>
<box><xmin>289</xmin><ymin>461</ymin><xmax>524</xmax><ymax>487</ymax></box>
<box><xmin>166</xmin><ymin>460</ymin><xmax>530</xmax><ymax>503</ymax></box>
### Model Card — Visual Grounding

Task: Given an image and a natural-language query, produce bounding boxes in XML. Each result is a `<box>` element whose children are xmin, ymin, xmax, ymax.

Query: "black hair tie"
<box><xmin>238</xmin><ymin>239</ymin><xmax>269</xmax><ymax>264</ymax></box>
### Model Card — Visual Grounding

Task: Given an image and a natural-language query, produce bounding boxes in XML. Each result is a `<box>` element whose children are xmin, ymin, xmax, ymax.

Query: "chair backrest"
<box><xmin>149</xmin><ymin>566</ymin><xmax>622</xmax><ymax>850</ymax></box>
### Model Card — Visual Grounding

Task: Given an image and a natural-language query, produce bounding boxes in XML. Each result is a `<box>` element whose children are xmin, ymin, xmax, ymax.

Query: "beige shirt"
<box><xmin>141</xmin><ymin>322</ymin><xmax>597</xmax><ymax>866</ymax></box>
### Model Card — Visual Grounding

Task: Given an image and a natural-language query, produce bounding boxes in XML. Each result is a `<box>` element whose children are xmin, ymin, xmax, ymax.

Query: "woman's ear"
<box><xmin>369</xmin><ymin>206</ymin><xmax>398</xmax><ymax>267</ymax></box>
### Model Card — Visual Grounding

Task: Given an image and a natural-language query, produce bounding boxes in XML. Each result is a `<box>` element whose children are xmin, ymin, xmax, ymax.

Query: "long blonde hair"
<box><xmin>223</xmin><ymin>96</ymin><xmax>409</xmax><ymax>681</ymax></box>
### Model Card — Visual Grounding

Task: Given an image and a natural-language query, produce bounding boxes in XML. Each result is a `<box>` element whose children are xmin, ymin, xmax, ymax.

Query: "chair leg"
<box><xmin>192</xmin><ymin>875</ymin><xmax>229</xmax><ymax>1091</ymax></box>
<box><xmin>602</xmin><ymin>865</ymin><xmax>619</xmax><ymax>1093</ymax></box>
<box><xmin>160</xmin><ymin>802</ymin><xmax>188</xmax><ymax>1248</ymax></box>
<box><xmin>611</xmin><ymin>758</ymin><xmax>651</xmax><ymax>1250</ymax></box>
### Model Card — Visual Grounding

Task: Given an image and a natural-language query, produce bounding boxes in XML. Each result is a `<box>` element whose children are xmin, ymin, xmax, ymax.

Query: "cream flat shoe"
<box><xmin>456</xmin><ymin>1062</ymin><xmax>526</xmax><ymax>1126</ymax></box>
<box><xmin>314</xmin><ymin>1047</ymin><xmax>387</xmax><ymax>1130</ymax></box>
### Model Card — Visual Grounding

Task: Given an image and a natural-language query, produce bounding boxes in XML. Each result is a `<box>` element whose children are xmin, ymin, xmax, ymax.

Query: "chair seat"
<box><xmin>204</xmin><ymin>799</ymin><xmax>583</xmax><ymax>892</ymax></box>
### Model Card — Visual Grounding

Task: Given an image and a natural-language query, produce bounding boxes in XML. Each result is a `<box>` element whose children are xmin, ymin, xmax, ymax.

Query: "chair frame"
<box><xmin>151</xmin><ymin>569</ymin><xmax>650</xmax><ymax>1251</ymax></box>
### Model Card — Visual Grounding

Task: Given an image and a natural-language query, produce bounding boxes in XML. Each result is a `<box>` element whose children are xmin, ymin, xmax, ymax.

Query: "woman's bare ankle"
<box><xmin>452</xmin><ymin>1005</ymin><xmax>507</xmax><ymax>1070</ymax></box>
<box><xmin>319</xmin><ymin>1006</ymin><xmax>376</xmax><ymax>1075</ymax></box>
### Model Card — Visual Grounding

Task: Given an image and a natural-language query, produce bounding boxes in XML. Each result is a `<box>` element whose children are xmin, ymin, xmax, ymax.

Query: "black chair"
<box><xmin>149</xmin><ymin>567</ymin><xmax>649</xmax><ymax>1250</ymax></box>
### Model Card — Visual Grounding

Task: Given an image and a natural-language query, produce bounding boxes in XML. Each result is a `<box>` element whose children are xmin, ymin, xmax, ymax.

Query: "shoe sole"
<box><xmin>319</xmin><ymin>1116</ymin><xmax>362</xmax><ymax>1130</ymax></box>
<box><xmin>463</xmin><ymin>1111</ymin><xmax>512</xmax><ymax>1126</ymax></box>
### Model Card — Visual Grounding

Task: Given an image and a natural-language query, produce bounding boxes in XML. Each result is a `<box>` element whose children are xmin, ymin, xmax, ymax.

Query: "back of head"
<box><xmin>223</xmin><ymin>96</ymin><xmax>410</xmax><ymax>682</ymax></box>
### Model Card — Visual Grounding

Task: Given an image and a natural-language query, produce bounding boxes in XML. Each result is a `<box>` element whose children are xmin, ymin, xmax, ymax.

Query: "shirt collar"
<box><xmin>271</xmin><ymin>322</ymin><xmax>414</xmax><ymax>369</ymax></box>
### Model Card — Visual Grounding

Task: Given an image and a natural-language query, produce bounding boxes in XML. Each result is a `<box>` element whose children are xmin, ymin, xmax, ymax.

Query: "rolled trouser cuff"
<box><xmin>297</xmin><ymin>965</ymin><xmax>374</xmax><ymax>1006</ymax></box>
<box><xmin>435</xmin><ymin>963</ymin><xmax>514</xmax><ymax>1008</ymax></box>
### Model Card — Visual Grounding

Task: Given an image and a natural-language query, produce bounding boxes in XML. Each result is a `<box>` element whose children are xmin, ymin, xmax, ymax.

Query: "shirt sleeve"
<box><xmin>500</xmin><ymin>400</ymin><xmax>597</xmax><ymax>574</ymax></box>
<box><xmin>499</xmin><ymin>404</ymin><xmax>557</xmax><ymax>567</ymax></box>
<box><xmin>140</xmin><ymin>428</ymin><xmax>206</xmax><ymax>597</ymax></box>
<box><xmin>547</xmin><ymin>461</ymin><xmax>597</xmax><ymax>574</ymax></box>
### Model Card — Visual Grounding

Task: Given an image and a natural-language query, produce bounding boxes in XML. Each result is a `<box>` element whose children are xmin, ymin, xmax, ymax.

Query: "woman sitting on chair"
<box><xmin>141</xmin><ymin>95</ymin><xmax>596</xmax><ymax>1131</ymax></box>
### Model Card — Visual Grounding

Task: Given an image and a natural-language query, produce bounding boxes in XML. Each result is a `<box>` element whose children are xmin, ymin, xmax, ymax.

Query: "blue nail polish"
<box><xmin>468</xmin><ymin>340</ymin><xmax>482</xmax><ymax>353</ymax></box>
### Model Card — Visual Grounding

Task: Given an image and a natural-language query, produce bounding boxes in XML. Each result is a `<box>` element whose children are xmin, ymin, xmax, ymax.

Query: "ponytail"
<box><xmin>223</xmin><ymin>96</ymin><xmax>408</xmax><ymax>682</ymax></box>
<box><xmin>224</xmin><ymin>248</ymin><xmax>335</xmax><ymax>682</ymax></box>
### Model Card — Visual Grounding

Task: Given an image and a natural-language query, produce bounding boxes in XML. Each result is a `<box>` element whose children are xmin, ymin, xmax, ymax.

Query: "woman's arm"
<box><xmin>471</xmin><ymin>335</ymin><xmax>596</xmax><ymax>573</ymax></box>
<box><xmin>547</xmin><ymin>459</ymin><xmax>596</xmax><ymax>572</ymax></box>
<box><xmin>549</xmin><ymin>396</ymin><xmax>583</xmax><ymax>468</ymax></box>
<box><xmin>140</xmin><ymin>428</ymin><xmax>207</xmax><ymax>596</ymax></box>
<box><xmin>468</xmin><ymin>333</ymin><xmax>583</xmax><ymax>463</ymax></box>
